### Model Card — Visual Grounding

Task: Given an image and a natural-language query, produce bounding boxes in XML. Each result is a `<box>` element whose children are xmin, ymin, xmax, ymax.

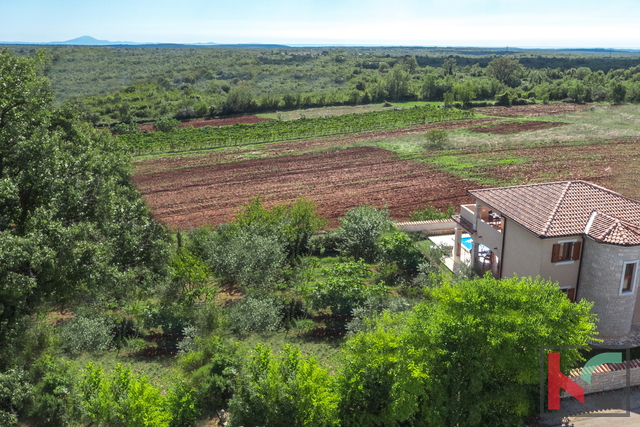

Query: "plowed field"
<box><xmin>133</xmin><ymin>146</ymin><xmax>477</xmax><ymax>230</ymax></box>
<box><xmin>475</xmin><ymin>103</ymin><xmax>590</xmax><ymax>118</ymax></box>
<box><xmin>470</xmin><ymin>121</ymin><xmax>568</xmax><ymax>134</ymax></box>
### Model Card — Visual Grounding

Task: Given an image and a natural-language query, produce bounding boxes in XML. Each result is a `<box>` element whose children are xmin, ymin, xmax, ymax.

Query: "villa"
<box><xmin>448</xmin><ymin>180</ymin><xmax>640</xmax><ymax>338</ymax></box>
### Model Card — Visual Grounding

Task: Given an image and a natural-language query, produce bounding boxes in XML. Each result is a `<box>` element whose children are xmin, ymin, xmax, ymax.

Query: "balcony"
<box><xmin>460</xmin><ymin>204</ymin><xmax>476</xmax><ymax>229</ymax></box>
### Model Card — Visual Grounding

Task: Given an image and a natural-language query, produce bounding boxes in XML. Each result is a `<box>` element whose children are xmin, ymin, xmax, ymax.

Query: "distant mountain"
<box><xmin>49</xmin><ymin>36</ymin><xmax>138</xmax><ymax>45</ymax></box>
<box><xmin>0</xmin><ymin>36</ymin><xmax>291</xmax><ymax>48</ymax></box>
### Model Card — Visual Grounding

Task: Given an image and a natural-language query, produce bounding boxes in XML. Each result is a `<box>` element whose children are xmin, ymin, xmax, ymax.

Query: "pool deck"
<box><xmin>428</xmin><ymin>233</ymin><xmax>471</xmax><ymax>271</ymax></box>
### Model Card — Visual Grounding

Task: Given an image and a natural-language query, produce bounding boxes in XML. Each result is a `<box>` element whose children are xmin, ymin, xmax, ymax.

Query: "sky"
<box><xmin>1</xmin><ymin>0</ymin><xmax>640</xmax><ymax>48</ymax></box>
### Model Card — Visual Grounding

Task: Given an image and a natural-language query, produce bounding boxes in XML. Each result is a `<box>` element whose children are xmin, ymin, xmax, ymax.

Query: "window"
<box><xmin>620</xmin><ymin>261</ymin><xmax>638</xmax><ymax>294</ymax></box>
<box><xmin>560</xmin><ymin>288</ymin><xmax>576</xmax><ymax>302</ymax></box>
<box><xmin>551</xmin><ymin>241</ymin><xmax>581</xmax><ymax>263</ymax></box>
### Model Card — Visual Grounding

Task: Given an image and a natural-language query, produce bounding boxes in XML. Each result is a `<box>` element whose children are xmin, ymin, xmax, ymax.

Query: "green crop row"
<box><xmin>119</xmin><ymin>105</ymin><xmax>475</xmax><ymax>155</ymax></box>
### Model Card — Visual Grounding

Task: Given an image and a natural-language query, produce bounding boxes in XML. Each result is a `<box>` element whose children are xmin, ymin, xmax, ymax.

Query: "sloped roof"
<box><xmin>469</xmin><ymin>181</ymin><xmax>640</xmax><ymax>245</ymax></box>
<box><xmin>585</xmin><ymin>211</ymin><xmax>640</xmax><ymax>246</ymax></box>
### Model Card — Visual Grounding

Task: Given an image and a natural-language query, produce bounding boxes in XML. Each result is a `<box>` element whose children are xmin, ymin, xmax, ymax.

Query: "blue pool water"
<box><xmin>461</xmin><ymin>237</ymin><xmax>473</xmax><ymax>250</ymax></box>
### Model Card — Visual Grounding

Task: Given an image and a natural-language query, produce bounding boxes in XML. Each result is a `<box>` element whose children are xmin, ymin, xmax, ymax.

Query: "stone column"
<box><xmin>453</xmin><ymin>226</ymin><xmax>462</xmax><ymax>263</ymax></box>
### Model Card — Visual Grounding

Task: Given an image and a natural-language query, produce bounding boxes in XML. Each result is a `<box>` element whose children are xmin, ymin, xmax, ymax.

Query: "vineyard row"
<box><xmin>120</xmin><ymin>106</ymin><xmax>475</xmax><ymax>156</ymax></box>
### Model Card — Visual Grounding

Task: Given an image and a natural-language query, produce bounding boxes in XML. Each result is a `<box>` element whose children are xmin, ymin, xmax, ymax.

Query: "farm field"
<box><xmin>133</xmin><ymin>145</ymin><xmax>476</xmax><ymax>229</ymax></box>
<box><xmin>133</xmin><ymin>103</ymin><xmax>640</xmax><ymax>230</ymax></box>
<box><xmin>138</xmin><ymin>115</ymin><xmax>270</xmax><ymax>131</ymax></box>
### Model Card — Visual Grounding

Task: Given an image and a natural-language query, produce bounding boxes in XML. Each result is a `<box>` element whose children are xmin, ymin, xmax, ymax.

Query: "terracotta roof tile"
<box><xmin>585</xmin><ymin>211</ymin><xmax>640</xmax><ymax>245</ymax></box>
<box><xmin>469</xmin><ymin>181</ymin><xmax>640</xmax><ymax>245</ymax></box>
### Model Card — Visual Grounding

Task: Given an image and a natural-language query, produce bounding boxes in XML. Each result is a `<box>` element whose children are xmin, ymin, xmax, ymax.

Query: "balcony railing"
<box><xmin>460</xmin><ymin>204</ymin><xmax>475</xmax><ymax>229</ymax></box>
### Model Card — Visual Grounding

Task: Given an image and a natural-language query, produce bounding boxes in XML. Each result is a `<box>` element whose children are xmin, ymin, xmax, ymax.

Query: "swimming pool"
<box><xmin>461</xmin><ymin>237</ymin><xmax>473</xmax><ymax>250</ymax></box>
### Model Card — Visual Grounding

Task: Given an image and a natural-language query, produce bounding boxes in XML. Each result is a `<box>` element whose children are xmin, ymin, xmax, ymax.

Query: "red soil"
<box><xmin>134</xmin><ymin>118</ymin><xmax>498</xmax><ymax>176</ymax></box>
<box><xmin>133</xmin><ymin>146</ymin><xmax>478</xmax><ymax>230</ymax></box>
<box><xmin>474</xmin><ymin>103</ymin><xmax>590</xmax><ymax>118</ymax></box>
<box><xmin>470</xmin><ymin>121</ymin><xmax>569</xmax><ymax>135</ymax></box>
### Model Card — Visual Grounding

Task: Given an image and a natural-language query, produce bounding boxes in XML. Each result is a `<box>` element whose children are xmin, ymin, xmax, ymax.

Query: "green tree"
<box><xmin>336</xmin><ymin>205</ymin><xmax>392</xmax><ymax>262</ymax></box>
<box><xmin>340</xmin><ymin>275</ymin><xmax>599</xmax><ymax>426</ymax></box>
<box><xmin>609</xmin><ymin>81</ymin><xmax>627</xmax><ymax>104</ymax></box>
<box><xmin>423</xmin><ymin>128</ymin><xmax>449</xmax><ymax>150</ymax></box>
<box><xmin>311</xmin><ymin>260</ymin><xmax>387</xmax><ymax>316</ymax></box>
<box><xmin>0</xmin><ymin>49</ymin><xmax>169</xmax><ymax>366</ymax></box>
<box><xmin>79</xmin><ymin>363</ymin><xmax>181</xmax><ymax>427</ymax></box>
<box><xmin>442</xmin><ymin>57</ymin><xmax>457</xmax><ymax>76</ymax></box>
<box><xmin>153</xmin><ymin>116</ymin><xmax>180</xmax><ymax>133</ymax></box>
<box><xmin>385</xmin><ymin>65</ymin><xmax>411</xmax><ymax>101</ymax></box>
<box><xmin>229</xmin><ymin>344</ymin><xmax>339</xmax><ymax>427</ymax></box>
<box><xmin>487</xmin><ymin>56</ymin><xmax>523</xmax><ymax>86</ymax></box>
<box><xmin>453</xmin><ymin>80</ymin><xmax>478</xmax><ymax>106</ymax></box>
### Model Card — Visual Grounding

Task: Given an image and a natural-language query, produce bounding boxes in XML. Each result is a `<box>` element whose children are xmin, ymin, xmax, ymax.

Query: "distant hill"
<box><xmin>50</xmin><ymin>36</ymin><xmax>139</xmax><ymax>45</ymax></box>
<box><xmin>0</xmin><ymin>36</ymin><xmax>289</xmax><ymax>48</ymax></box>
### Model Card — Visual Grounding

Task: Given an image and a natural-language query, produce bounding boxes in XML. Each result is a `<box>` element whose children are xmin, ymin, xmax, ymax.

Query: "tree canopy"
<box><xmin>0</xmin><ymin>49</ymin><xmax>169</xmax><ymax>366</ymax></box>
<box><xmin>339</xmin><ymin>275</ymin><xmax>599</xmax><ymax>427</ymax></box>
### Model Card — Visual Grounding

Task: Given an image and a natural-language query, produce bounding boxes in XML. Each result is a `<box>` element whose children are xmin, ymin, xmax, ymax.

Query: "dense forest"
<box><xmin>4</xmin><ymin>45</ymin><xmax>640</xmax><ymax>126</ymax></box>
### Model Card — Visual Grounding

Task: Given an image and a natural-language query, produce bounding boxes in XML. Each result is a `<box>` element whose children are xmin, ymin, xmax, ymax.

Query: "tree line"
<box><xmin>68</xmin><ymin>55</ymin><xmax>640</xmax><ymax>126</ymax></box>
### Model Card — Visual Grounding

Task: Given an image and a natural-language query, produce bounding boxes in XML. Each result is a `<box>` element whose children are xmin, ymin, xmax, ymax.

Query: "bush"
<box><xmin>228</xmin><ymin>297</ymin><xmax>284</xmax><ymax>334</ymax></box>
<box><xmin>178</xmin><ymin>336</ymin><xmax>238</xmax><ymax>414</ymax></box>
<box><xmin>228</xmin><ymin>345</ymin><xmax>339</xmax><ymax>427</ymax></box>
<box><xmin>166</xmin><ymin>247</ymin><xmax>211</xmax><ymax>306</ymax></box>
<box><xmin>27</xmin><ymin>356</ymin><xmax>78</xmax><ymax>427</ymax></box>
<box><xmin>142</xmin><ymin>304</ymin><xmax>191</xmax><ymax>336</ymax></box>
<box><xmin>346</xmin><ymin>296</ymin><xmax>413</xmax><ymax>336</ymax></box>
<box><xmin>312</xmin><ymin>260</ymin><xmax>388</xmax><ymax>316</ymax></box>
<box><xmin>409</xmin><ymin>203</ymin><xmax>455</xmax><ymax>221</ymax></box>
<box><xmin>0</xmin><ymin>368</ymin><xmax>31</xmax><ymax>426</ymax></box>
<box><xmin>378</xmin><ymin>231</ymin><xmax>424</xmax><ymax>273</ymax></box>
<box><xmin>153</xmin><ymin>117</ymin><xmax>180</xmax><ymax>133</ymax></box>
<box><xmin>111</xmin><ymin>122</ymin><xmax>139</xmax><ymax>135</ymax></box>
<box><xmin>200</xmin><ymin>223</ymin><xmax>288</xmax><ymax>289</ymax></box>
<box><xmin>79</xmin><ymin>363</ymin><xmax>178</xmax><ymax>427</ymax></box>
<box><xmin>339</xmin><ymin>276</ymin><xmax>599</xmax><ymax>426</ymax></box>
<box><xmin>309</xmin><ymin>232</ymin><xmax>340</xmax><ymax>256</ymax></box>
<box><xmin>59</xmin><ymin>316</ymin><xmax>114</xmax><ymax>354</ymax></box>
<box><xmin>336</xmin><ymin>206</ymin><xmax>392</xmax><ymax>262</ymax></box>
<box><xmin>423</xmin><ymin>129</ymin><xmax>449</xmax><ymax>150</ymax></box>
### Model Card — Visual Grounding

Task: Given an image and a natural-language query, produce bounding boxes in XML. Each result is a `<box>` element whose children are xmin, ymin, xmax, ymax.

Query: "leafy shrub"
<box><xmin>228</xmin><ymin>297</ymin><xmax>284</xmax><ymax>334</ymax></box>
<box><xmin>153</xmin><ymin>117</ymin><xmax>180</xmax><ymax>133</ymax></box>
<box><xmin>424</xmin><ymin>129</ymin><xmax>449</xmax><ymax>150</ymax></box>
<box><xmin>411</xmin><ymin>258</ymin><xmax>447</xmax><ymax>290</ymax></box>
<box><xmin>228</xmin><ymin>344</ymin><xmax>339</xmax><ymax>427</ymax></box>
<box><xmin>27</xmin><ymin>356</ymin><xmax>78</xmax><ymax>427</ymax></box>
<box><xmin>309</xmin><ymin>231</ymin><xmax>340</xmax><ymax>255</ymax></box>
<box><xmin>178</xmin><ymin>336</ymin><xmax>238</xmax><ymax>414</ymax></box>
<box><xmin>336</xmin><ymin>206</ymin><xmax>392</xmax><ymax>262</ymax></box>
<box><xmin>166</xmin><ymin>247</ymin><xmax>211</xmax><ymax>306</ymax></box>
<box><xmin>312</xmin><ymin>260</ymin><xmax>388</xmax><ymax>316</ymax></box>
<box><xmin>378</xmin><ymin>231</ymin><xmax>424</xmax><ymax>273</ymax></box>
<box><xmin>142</xmin><ymin>304</ymin><xmax>191</xmax><ymax>336</ymax></box>
<box><xmin>234</xmin><ymin>196</ymin><xmax>326</xmax><ymax>256</ymax></box>
<box><xmin>346</xmin><ymin>296</ymin><xmax>412</xmax><ymax>336</ymax></box>
<box><xmin>199</xmin><ymin>223</ymin><xmax>288</xmax><ymax>288</ymax></box>
<box><xmin>111</xmin><ymin>122</ymin><xmax>139</xmax><ymax>134</ymax></box>
<box><xmin>59</xmin><ymin>316</ymin><xmax>114</xmax><ymax>354</ymax></box>
<box><xmin>0</xmin><ymin>368</ymin><xmax>31</xmax><ymax>426</ymax></box>
<box><xmin>177</xmin><ymin>326</ymin><xmax>200</xmax><ymax>355</ymax></box>
<box><xmin>409</xmin><ymin>203</ymin><xmax>455</xmax><ymax>221</ymax></box>
<box><xmin>373</xmin><ymin>262</ymin><xmax>406</xmax><ymax>287</ymax></box>
<box><xmin>340</xmin><ymin>276</ymin><xmax>599</xmax><ymax>427</ymax></box>
<box><xmin>79</xmin><ymin>363</ymin><xmax>177</xmax><ymax>427</ymax></box>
